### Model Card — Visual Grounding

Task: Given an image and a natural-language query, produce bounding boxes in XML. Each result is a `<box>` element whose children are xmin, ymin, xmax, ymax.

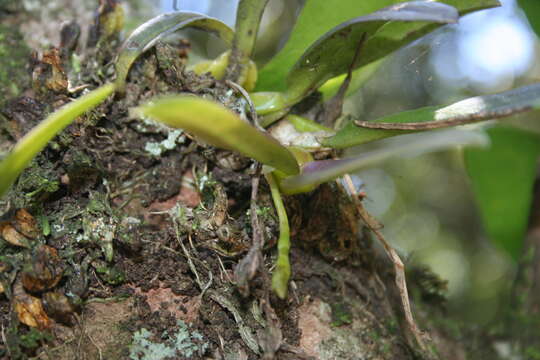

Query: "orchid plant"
<box><xmin>2</xmin><ymin>0</ymin><xmax>539</xmax><ymax>305</ymax></box>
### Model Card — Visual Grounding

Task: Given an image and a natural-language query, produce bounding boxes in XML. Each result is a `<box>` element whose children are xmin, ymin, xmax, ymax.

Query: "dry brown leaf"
<box><xmin>14</xmin><ymin>209</ymin><xmax>40</xmax><ymax>239</ymax></box>
<box><xmin>0</xmin><ymin>223</ymin><xmax>30</xmax><ymax>248</ymax></box>
<box><xmin>22</xmin><ymin>245</ymin><xmax>64</xmax><ymax>293</ymax></box>
<box><xmin>13</xmin><ymin>281</ymin><xmax>52</xmax><ymax>329</ymax></box>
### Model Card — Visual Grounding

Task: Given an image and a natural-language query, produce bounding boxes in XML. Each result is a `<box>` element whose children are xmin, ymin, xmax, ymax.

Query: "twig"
<box><xmin>354</xmin><ymin>106</ymin><xmax>532</xmax><ymax>130</ymax></box>
<box><xmin>225</xmin><ymin>79</ymin><xmax>263</xmax><ymax>131</ymax></box>
<box><xmin>234</xmin><ymin>166</ymin><xmax>264</xmax><ymax>296</ymax></box>
<box><xmin>342</xmin><ymin>174</ymin><xmax>428</xmax><ymax>351</ymax></box>
<box><xmin>321</xmin><ymin>33</ymin><xmax>367</xmax><ymax>127</ymax></box>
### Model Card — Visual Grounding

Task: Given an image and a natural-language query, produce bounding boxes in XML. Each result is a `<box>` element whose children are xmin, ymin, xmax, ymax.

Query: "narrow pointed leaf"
<box><xmin>324</xmin><ymin>82</ymin><xmax>540</xmax><ymax>149</ymax></box>
<box><xmin>115</xmin><ymin>12</ymin><xmax>234</xmax><ymax>91</ymax></box>
<box><xmin>0</xmin><ymin>84</ymin><xmax>115</xmax><ymax>198</ymax></box>
<box><xmin>257</xmin><ymin>0</ymin><xmax>499</xmax><ymax>93</ymax></box>
<box><xmin>280</xmin><ymin>129</ymin><xmax>488</xmax><ymax>194</ymax></box>
<box><xmin>134</xmin><ymin>96</ymin><xmax>299</xmax><ymax>176</ymax></box>
<box><xmin>465</xmin><ymin>126</ymin><xmax>540</xmax><ymax>260</ymax></box>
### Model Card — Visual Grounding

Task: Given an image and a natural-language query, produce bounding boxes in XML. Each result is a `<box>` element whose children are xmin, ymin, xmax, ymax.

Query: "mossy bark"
<box><xmin>1</xmin><ymin>2</ymin><xmax>533</xmax><ymax>360</ymax></box>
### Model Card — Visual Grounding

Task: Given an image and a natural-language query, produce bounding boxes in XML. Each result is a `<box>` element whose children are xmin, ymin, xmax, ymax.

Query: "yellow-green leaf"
<box><xmin>0</xmin><ymin>84</ymin><xmax>115</xmax><ymax>198</ymax></box>
<box><xmin>134</xmin><ymin>96</ymin><xmax>299</xmax><ymax>175</ymax></box>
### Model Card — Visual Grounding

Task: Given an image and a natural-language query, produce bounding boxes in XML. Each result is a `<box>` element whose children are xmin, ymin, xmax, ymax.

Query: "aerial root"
<box><xmin>342</xmin><ymin>174</ymin><xmax>428</xmax><ymax>352</ymax></box>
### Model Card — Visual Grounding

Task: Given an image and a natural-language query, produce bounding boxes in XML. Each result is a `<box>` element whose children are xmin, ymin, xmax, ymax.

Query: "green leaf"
<box><xmin>518</xmin><ymin>0</ymin><xmax>540</xmax><ymax>37</ymax></box>
<box><xmin>115</xmin><ymin>12</ymin><xmax>234</xmax><ymax>91</ymax></box>
<box><xmin>283</xmin><ymin>1</ymin><xmax>460</xmax><ymax>105</ymax></box>
<box><xmin>256</xmin><ymin>0</ymin><xmax>499</xmax><ymax>93</ymax></box>
<box><xmin>280</xmin><ymin>129</ymin><xmax>488</xmax><ymax>195</ymax></box>
<box><xmin>323</xmin><ymin>82</ymin><xmax>540</xmax><ymax>149</ymax></box>
<box><xmin>0</xmin><ymin>84</ymin><xmax>115</xmax><ymax>198</ymax></box>
<box><xmin>465</xmin><ymin>126</ymin><xmax>540</xmax><ymax>260</ymax></box>
<box><xmin>134</xmin><ymin>96</ymin><xmax>300</xmax><ymax>176</ymax></box>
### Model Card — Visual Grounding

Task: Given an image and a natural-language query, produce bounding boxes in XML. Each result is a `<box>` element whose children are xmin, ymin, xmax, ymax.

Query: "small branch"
<box><xmin>321</xmin><ymin>33</ymin><xmax>367</xmax><ymax>127</ymax></box>
<box><xmin>342</xmin><ymin>174</ymin><xmax>429</xmax><ymax>352</ymax></box>
<box><xmin>234</xmin><ymin>166</ymin><xmax>264</xmax><ymax>296</ymax></box>
<box><xmin>354</xmin><ymin>106</ymin><xmax>532</xmax><ymax>130</ymax></box>
<box><xmin>225</xmin><ymin>79</ymin><xmax>263</xmax><ymax>131</ymax></box>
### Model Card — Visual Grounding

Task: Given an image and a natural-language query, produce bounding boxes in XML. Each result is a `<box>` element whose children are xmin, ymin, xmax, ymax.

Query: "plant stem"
<box><xmin>266</xmin><ymin>172</ymin><xmax>291</xmax><ymax>299</ymax></box>
<box><xmin>226</xmin><ymin>0</ymin><xmax>269</xmax><ymax>82</ymax></box>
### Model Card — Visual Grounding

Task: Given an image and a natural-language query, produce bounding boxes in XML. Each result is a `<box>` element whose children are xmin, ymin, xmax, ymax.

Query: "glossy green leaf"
<box><xmin>0</xmin><ymin>84</ymin><xmax>115</xmax><ymax>198</ymax></box>
<box><xmin>134</xmin><ymin>96</ymin><xmax>300</xmax><ymax>176</ymax></box>
<box><xmin>283</xmin><ymin>1</ymin><xmax>460</xmax><ymax>105</ymax></box>
<box><xmin>324</xmin><ymin>82</ymin><xmax>540</xmax><ymax>149</ymax></box>
<box><xmin>115</xmin><ymin>12</ymin><xmax>234</xmax><ymax>91</ymax></box>
<box><xmin>280</xmin><ymin>129</ymin><xmax>488</xmax><ymax>195</ymax></box>
<box><xmin>518</xmin><ymin>0</ymin><xmax>540</xmax><ymax>37</ymax></box>
<box><xmin>465</xmin><ymin>126</ymin><xmax>540</xmax><ymax>260</ymax></box>
<box><xmin>257</xmin><ymin>0</ymin><xmax>499</xmax><ymax>93</ymax></box>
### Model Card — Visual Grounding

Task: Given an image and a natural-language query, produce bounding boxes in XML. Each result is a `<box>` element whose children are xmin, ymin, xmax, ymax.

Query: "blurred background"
<box><xmin>12</xmin><ymin>0</ymin><xmax>540</xmax><ymax>326</ymax></box>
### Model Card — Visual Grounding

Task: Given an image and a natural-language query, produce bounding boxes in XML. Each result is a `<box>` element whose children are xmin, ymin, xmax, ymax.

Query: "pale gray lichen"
<box><xmin>129</xmin><ymin>321</ymin><xmax>208</xmax><ymax>360</ymax></box>
<box><xmin>144</xmin><ymin>129</ymin><xmax>185</xmax><ymax>156</ymax></box>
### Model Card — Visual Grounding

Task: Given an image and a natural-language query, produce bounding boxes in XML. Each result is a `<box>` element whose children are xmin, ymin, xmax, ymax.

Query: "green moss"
<box><xmin>0</xmin><ymin>24</ymin><xmax>31</xmax><ymax>105</ymax></box>
<box><xmin>330</xmin><ymin>302</ymin><xmax>353</xmax><ymax>327</ymax></box>
<box><xmin>13</xmin><ymin>158</ymin><xmax>59</xmax><ymax>209</ymax></box>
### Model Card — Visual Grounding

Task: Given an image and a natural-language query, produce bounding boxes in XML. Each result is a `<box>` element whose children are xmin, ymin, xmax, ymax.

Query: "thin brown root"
<box><xmin>342</xmin><ymin>174</ymin><xmax>428</xmax><ymax>351</ymax></box>
<box><xmin>234</xmin><ymin>167</ymin><xmax>264</xmax><ymax>296</ymax></box>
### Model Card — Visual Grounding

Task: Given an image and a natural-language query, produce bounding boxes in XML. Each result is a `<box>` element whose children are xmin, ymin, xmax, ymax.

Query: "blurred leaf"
<box><xmin>518</xmin><ymin>0</ymin><xmax>540</xmax><ymax>37</ymax></box>
<box><xmin>0</xmin><ymin>84</ymin><xmax>115</xmax><ymax>198</ymax></box>
<box><xmin>465</xmin><ymin>126</ymin><xmax>540</xmax><ymax>260</ymax></box>
<box><xmin>134</xmin><ymin>96</ymin><xmax>300</xmax><ymax>176</ymax></box>
<box><xmin>280</xmin><ymin>129</ymin><xmax>488</xmax><ymax>194</ymax></box>
<box><xmin>257</xmin><ymin>0</ymin><xmax>499</xmax><ymax>93</ymax></box>
<box><xmin>323</xmin><ymin>82</ymin><xmax>540</xmax><ymax>149</ymax></box>
<box><xmin>115</xmin><ymin>12</ymin><xmax>234</xmax><ymax>91</ymax></box>
<box><xmin>283</xmin><ymin>1</ymin><xmax>460</xmax><ymax>105</ymax></box>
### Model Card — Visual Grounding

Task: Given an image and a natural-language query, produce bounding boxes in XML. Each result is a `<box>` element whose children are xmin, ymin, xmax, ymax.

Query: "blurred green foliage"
<box><xmin>465</xmin><ymin>126</ymin><xmax>540</xmax><ymax>260</ymax></box>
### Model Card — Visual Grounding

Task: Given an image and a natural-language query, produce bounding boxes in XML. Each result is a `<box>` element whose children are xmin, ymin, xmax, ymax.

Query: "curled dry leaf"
<box><xmin>22</xmin><ymin>245</ymin><xmax>64</xmax><ymax>293</ymax></box>
<box><xmin>14</xmin><ymin>209</ymin><xmax>40</xmax><ymax>239</ymax></box>
<box><xmin>0</xmin><ymin>209</ymin><xmax>39</xmax><ymax>248</ymax></box>
<box><xmin>0</xmin><ymin>223</ymin><xmax>31</xmax><ymax>248</ymax></box>
<box><xmin>13</xmin><ymin>280</ymin><xmax>51</xmax><ymax>329</ymax></box>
